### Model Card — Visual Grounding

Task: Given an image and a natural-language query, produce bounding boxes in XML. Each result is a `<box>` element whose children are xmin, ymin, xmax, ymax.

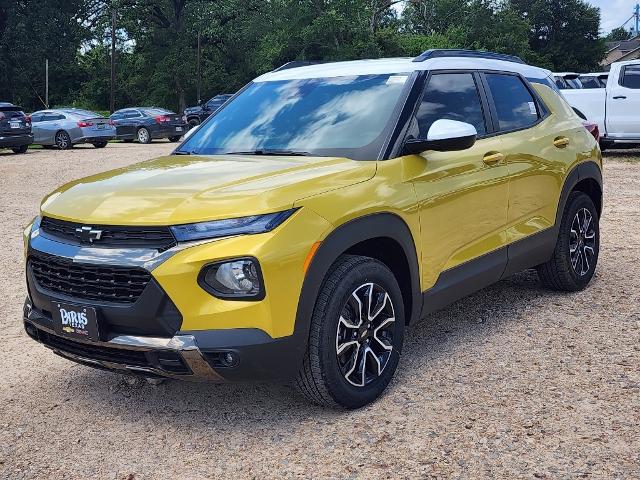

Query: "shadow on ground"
<box><xmin>35</xmin><ymin>269</ymin><xmax>569</xmax><ymax>428</ymax></box>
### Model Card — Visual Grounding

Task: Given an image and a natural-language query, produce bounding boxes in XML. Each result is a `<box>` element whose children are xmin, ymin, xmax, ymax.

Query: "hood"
<box><xmin>40</xmin><ymin>154</ymin><xmax>376</xmax><ymax>225</ymax></box>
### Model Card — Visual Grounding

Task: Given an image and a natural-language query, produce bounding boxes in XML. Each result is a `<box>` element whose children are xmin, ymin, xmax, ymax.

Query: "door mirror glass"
<box><xmin>403</xmin><ymin>119</ymin><xmax>477</xmax><ymax>155</ymax></box>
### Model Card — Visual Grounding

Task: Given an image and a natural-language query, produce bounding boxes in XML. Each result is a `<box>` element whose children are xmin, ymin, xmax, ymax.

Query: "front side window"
<box><xmin>178</xmin><ymin>74</ymin><xmax>410</xmax><ymax>160</ymax></box>
<box><xmin>415</xmin><ymin>73</ymin><xmax>487</xmax><ymax>137</ymax></box>
<box><xmin>485</xmin><ymin>74</ymin><xmax>539</xmax><ymax>132</ymax></box>
<box><xmin>621</xmin><ymin>65</ymin><xmax>640</xmax><ymax>89</ymax></box>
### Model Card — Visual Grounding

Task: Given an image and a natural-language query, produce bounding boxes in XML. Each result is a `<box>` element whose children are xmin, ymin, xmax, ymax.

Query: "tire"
<box><xmin>12</xmin><ymin>145</ymin><xmax>28</xmax><ymax>154</ymax></box>
<box><xmin>537</xmin><ymin>192</ymin><xmax>600</xmax><ymax>291</ymax></box>
<box><xmin>137</xmin><ymin>127</ymin><xmax>151</xmax><ymax>144</ymax></box>
<box><xmin>188</xmin><ymin>118</ymin><xmax>200</xmax><ymax>129</ymax></box>
<box><xmin>93</xmin><ymin>142</ymin><xmax>108</xmax><ymax>148</ymax></box>
<box><xmin>55</xmin><ymin>131</ymin><xmax>72</xmax><ymax>150</ymax></box>
<box><xmin>168</xmin><ymin>136</ymin><xmax>181</xmax><ymax>142</ymax></box>
<box><xmin>296</xmin><ymin>255</ymin><xmax>405</xmax><ymax>409</ymax></box>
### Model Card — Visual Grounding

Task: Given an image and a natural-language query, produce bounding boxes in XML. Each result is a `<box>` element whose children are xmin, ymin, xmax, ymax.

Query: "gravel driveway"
<box><xmin>1</xmin><ymin>143</ymin><xmax>638</xmax><ymax>479</ymax></box>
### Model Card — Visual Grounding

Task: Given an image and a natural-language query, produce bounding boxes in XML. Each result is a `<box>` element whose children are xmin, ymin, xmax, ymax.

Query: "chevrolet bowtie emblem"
<box><xmin>75</xmin><ymin>226</ymin><xmax>103</xmax><ymax>243</ymax></box>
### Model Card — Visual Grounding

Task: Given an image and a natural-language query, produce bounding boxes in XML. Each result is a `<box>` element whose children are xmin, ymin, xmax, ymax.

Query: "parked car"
<box><xmin>0</xmin><ymin>102</ymin><xmax>32</xmax><ymax>153</ymax></box>
<box><xmin>563</xmin><ymin>59</ymin><xmax>640</xmax><ymax>149</ymax></box>
<box><xmin>578</xmin><ymin>73</ymin><xmax>608</xmax><ymax>89</ymax></box>
<box><xmin>553</xmin><ymin>72</ymin><xmax>583</xmax><ymax>89</ymax></box>
<box><xmin>110</xmin><ymin>107</ymin><xmax>186</xmax><ymax>143</ymax></box>
<box><xmin>183</xmin><ymin>94</ymin><xmax>233</xmax><ymax>128</ymax></box>
<box><xmin>30</xmin><ymin>108</ymin><xmax>115</xmax><ymax>149</ymax></box>
<box><xmin>23</xmin><ymin>50</ymin><xmax>602</xmax><ymax>408</ymax></box>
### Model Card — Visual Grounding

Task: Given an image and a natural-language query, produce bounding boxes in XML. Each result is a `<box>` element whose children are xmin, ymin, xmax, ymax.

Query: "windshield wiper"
<box><xmin>227</xmin><ymin>149</ymin><xmax>311</xmax><ymax>156</ymax></box>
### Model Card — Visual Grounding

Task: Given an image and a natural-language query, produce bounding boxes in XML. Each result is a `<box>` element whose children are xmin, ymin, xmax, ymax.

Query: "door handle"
<box><xmin>613</xmin><ymin>95</ymin><xmax>627</xmax><ymax>99</ymax></box>
<box><xmin>553</xmin><ymin>136</ymin><xmax>570</xmax><ymax>148</ymax></box>
<box><xmin>482</xmin><ymin>152</ymin><xmax>505</xmax><ymax>164</ymax></box>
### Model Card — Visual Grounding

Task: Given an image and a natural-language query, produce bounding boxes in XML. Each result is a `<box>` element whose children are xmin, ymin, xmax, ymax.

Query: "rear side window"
<box><xmin>416</xmin><ymin>73</ymin><xmax>486</xmax><ymax>137</ymax></box>
<box><xmin>620</xmin><ymin>65</ymin><xmax>640</xmax><ymax>89</ymax></box>
<box><xmin>485</xmin><ymin>74</ymin><xmax>539</xmax><ymax>131</ymax></box>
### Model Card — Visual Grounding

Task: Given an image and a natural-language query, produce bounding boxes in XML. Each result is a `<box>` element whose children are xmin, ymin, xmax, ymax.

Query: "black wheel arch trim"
<box><xmin>289</xmin><ymin>212</ymin><xmax>422</xmax><ymax>365</ymax></box>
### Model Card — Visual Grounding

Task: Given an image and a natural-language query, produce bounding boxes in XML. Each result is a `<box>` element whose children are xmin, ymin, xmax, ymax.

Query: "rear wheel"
<box><xmin>12</xmin><ymin>145</ymin><xmax>28</xmax><ymax>154</ymax></box>
<box><xmin>168</xmin><ymin>136</ymin><xmax>181</xmax><ymax>142</ymax></box>
<box><xmin>188</xmin><ymin>118</ymin><xmax>200</xmax><ymax>129</ymax></box>
<box><xmin>137</xmin><ymin>127</ymin><xmax>151</xmax><ymax>144</ymax></box>
<box><xmin>296</xmin><ymin>255</ymin><xmax>405</xmax><ymax>409</ymax></box>
<box><xmin>55</xmin><ymin>131</ymin><xmax>72</xmax><ymax>150</ymax></box>
<box><xmin>537</xmin><ymin>192</ymin><xmax>600</xmax><ymax>291</ymax></box>
<box><xmin>93</xmin><ymin>142</ymin><xmax>107</xmax><ymax>148</ymax></box>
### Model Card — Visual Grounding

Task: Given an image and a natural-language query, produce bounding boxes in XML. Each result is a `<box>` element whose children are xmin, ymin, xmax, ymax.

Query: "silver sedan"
<box><xmin>30</xmin><ymin>108</ymin><xmax>116</xmax><ymax>149</ymax></box>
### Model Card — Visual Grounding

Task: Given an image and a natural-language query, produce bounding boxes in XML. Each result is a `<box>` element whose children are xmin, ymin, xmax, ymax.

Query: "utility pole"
<box><xmin>197</xmin><ymin>31</ymin><xmax>202</xmax><ymax>104</ymax></box>
<box><xmin>45</xmin><ymin>59</ymin><xmax>49</xmax><ymax>108</ymax></box>
<box><xmin>110</xmin><ymin>10</ymin><xmax>117</xmax><ymax>114</ymax></box>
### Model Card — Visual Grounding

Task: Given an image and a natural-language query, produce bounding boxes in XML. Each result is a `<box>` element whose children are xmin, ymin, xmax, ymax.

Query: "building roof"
<box><xmin>257</xmin><ymin>55</ymin><xmax>552</xmax><ymax>83</ymax></box>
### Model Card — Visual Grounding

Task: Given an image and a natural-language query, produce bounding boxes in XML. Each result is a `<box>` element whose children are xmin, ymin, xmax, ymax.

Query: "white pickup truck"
<box><xmin>563</xmin><ymin>59</ymin><xmax>640</xmax><ymax>148</ymax></box>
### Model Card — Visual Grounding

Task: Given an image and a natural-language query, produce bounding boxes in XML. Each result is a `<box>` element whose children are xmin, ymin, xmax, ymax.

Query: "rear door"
<box><xmin>482</xmin><ymin>72</ymin><xmax>578</xmax><ymax>271</ymax></box>
<box><xmin>606</xmin><ymin>64</ymin><xmax>640</xmax><ymax>138</ymax></box>
<box><xmin>32</xmin><ymin>112</ymin><xmax>64</xmax><ymax>144</ymax></box>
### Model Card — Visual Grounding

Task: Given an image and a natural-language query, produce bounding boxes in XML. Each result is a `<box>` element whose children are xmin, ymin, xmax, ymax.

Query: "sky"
<box><xmin>585</xmin><ymin>0</ymin><xmax>638</xmax><ymax>34</ymax></box>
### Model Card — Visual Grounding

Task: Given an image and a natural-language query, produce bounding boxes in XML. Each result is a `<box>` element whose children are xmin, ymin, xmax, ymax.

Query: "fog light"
<box><xmin>221</xmin><ymin>351</ymin><xmax>239</xmax><ymax>367</ymax></box>
<box><xmin>199</xmin><ymin>257</ymin><xmax>264</xmax><ymax>300</ymax></box>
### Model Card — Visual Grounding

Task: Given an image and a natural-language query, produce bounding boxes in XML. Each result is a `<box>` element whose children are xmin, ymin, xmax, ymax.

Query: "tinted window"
<box><xmin>579</xmin><ymin>76</ymin><xmax>603</xmax><ymax>89</ymax></box>
<box><xmin>43</xmin><ymin>114</ymin><xmax>65</xmax><ymax>121</ymax></box>
<box><xmin>124</xmin><ymin>111</ymin><xmax>141</xmax><ymax>118</ymax></box>
<box><xmin>621</xmin><ymin>65</ymin><xmax>640</xmax><ymax>89</ymax></box>
<box><xmin>179</xmin><ymin>74</ymin><xmax>409</xmax><ymax>160</ymax></box>
<box><xmin>110</xmin><ymin>112</ymin><xmax>123</xmax><ymax>120</ymax></box>
<box><xmin>486</xmin><ymin>74</ymin><xmax>539</xmax><ymax>131</ymax></box>
<box><xmin>416</xmin><ymin>73</ymin><xmax>486</xmax><ymax>137</ymax></box>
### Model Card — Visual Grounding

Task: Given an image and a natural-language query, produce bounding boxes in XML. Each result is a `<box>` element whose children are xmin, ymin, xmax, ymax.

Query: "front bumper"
<box><xmin>24</xmin><ymin>297</ymin><xmax>304</xmax><ymax>381</ymax></box>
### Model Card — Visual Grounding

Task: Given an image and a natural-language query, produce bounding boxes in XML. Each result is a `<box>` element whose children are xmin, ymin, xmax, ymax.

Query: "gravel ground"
<box><xmin>0</xmin><ymin>143</ymin><xmax>638</xmax><ymax>479</ymax></box>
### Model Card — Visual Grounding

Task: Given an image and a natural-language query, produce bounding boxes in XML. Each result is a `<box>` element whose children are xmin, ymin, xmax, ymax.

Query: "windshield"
<box><xmin>178</xmin><ymin>74</ymin><xmax>411</xmax><ymax>160</ymax></box>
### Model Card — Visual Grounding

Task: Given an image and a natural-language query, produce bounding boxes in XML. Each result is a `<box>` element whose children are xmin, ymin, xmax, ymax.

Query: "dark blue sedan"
<box><xmin>110</xmin><ymin>107</ymin><xmax>187</xmax><ymax>143</ymax></box>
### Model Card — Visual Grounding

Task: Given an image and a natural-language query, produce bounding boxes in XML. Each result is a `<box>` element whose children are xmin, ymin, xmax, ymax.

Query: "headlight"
<box><xmin>199</xmin><ymin>258</ymin><xmax>265</xmax><ymax>300</ymax></box>
<box><xmin>170</xmin><ymin>209</ymin><xmax>297</xmax><ymax>242</ymax></box>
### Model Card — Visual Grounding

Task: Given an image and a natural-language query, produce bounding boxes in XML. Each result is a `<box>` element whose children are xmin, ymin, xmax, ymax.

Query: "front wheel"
<box><xmin>137</xmin><ymin>127</ymin><xmax>151</xmax><ymax>144</ymax></box>
<box><xmin>12</xmin><ymin>145</ymin><xmax>28</xmax><ymax>154</ymax></box>
<box><xmin>537</xmin><ymin>192</ymin><xmax>600</xmax><ymax>291</ymax></box>
<box><xmin>93</xmin><ymin>142</ymin><xmax>107</xmax><ymax>148</ymax></box>
<box><xmin>55</xmin><ymin>131</ymin><xmax>72</xmax><ymax>150</ymax></box>
<box><xmin>168</xmin><ymin>136</ymin><xmax>181</xmax><ymax>142</ymax></box>
<box><xmin>296</xmin><ymin>255</ymin><xmax>405</xmax><ymax>409</ymax></box>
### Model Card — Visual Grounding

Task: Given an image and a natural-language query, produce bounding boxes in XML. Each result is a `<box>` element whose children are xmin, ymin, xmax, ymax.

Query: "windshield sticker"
<box><xmin>386</xmin><ymin>75</ymin><xmax>408</xmax><ymax>85</ymax></box>
<box><xmin>528</xmin><ymin>102</ymin><xmax>537</xmax><ymax>115</ymax></box>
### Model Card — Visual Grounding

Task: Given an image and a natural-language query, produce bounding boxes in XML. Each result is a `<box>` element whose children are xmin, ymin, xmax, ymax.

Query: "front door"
<box><xmin>407</xmin><ymin>72</ymin><xmax>510</xmax><ymax>290</ymax></box>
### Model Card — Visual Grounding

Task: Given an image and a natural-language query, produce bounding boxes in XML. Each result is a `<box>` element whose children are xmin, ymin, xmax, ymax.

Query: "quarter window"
<box><xmin>621</xmin><ymin>65</ymin><xmax>640</xmax><ymax>89</ymax></box>
<box><xmin>416</xmin><ymin>73</ymin><xmax>486</xmax><ymax>137</ymax></box>
<box><xmin>485</xmin><ymin>74</ymin><xmax>539</xmax><ymax>131</ymax></box>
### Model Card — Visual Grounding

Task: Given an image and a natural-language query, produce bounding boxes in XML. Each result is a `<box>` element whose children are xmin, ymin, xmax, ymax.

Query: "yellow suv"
<box><xmin>23</xmin><ymin>50</ymin><xmax>602</xmax><ymax>408</ymax></box>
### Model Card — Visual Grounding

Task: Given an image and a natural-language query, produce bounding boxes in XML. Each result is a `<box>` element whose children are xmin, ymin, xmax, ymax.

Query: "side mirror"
<box><xmin>403</xmin><ymin>119</ymin><xmax>478</xmax><ymax>155</ymax></box>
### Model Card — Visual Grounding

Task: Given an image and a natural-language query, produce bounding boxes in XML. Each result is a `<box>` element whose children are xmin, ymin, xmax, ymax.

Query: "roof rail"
<box><xmin>272</xmin><ymin>60</ymin><xmax>323</xmax><ymax>72</ymax></box>
<box><xmin>413</xmin><ymin>49</ymin><xmax>526</xmax><ymax>64</ymax></box>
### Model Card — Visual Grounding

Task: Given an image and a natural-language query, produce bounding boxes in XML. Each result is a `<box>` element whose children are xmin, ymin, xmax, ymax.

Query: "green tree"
<box><xmin>604</xmin><ymin>27</ymin><xmax>632</xmax><ymax>42</ymax></box>
<box><xmin>510</xmin><ymin>0</ymin><xmax>605</xmax><ymax>71</ymax></box>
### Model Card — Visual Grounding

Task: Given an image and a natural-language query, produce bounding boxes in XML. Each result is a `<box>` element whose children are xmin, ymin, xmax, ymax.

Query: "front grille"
<box><xmin>40</xmin><ymin>217</ymin><xmax>176</xmax><ymax>251</ymax></box>
<box><xmin>36</xmin><ymin>330</ymin><xmax>190</xmax><ymax>374</ymax></box>
<box><xmin>29</xmin><ymin>252</ymin><xmax>151</xmax><ymax>303</ymax></box>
